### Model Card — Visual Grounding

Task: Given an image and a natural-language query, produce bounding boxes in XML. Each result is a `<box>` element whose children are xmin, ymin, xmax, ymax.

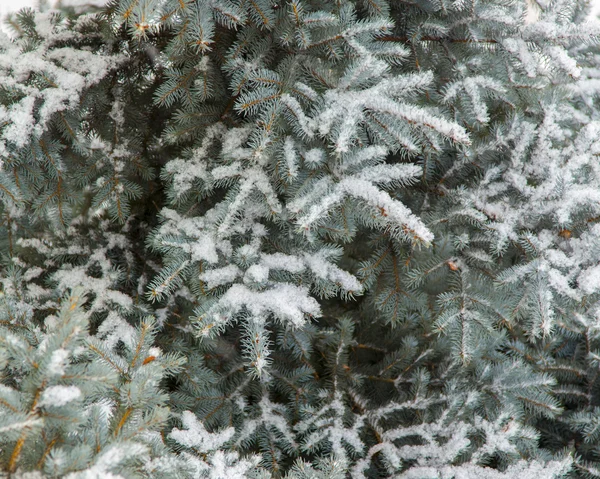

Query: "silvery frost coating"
<box><xmin>0</xmin><ymin>0</ymin><xmax>598</xmax><ymax>477</ymax></box>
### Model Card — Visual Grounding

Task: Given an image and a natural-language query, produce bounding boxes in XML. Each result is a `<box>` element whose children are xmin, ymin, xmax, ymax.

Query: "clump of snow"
<box><xmin>38</xmin><ymin>385</ymin><xmax>81</xmax><ymax>407</ymax></box>
<box><xmin>47</xmin><ymin>348</ymin><xmax>70</xmax><ymax>376</ymax></box>
<box><xmin>169</xmin><ymin>411</ymin><xmax>235</xmax><ymax>451</ymax></box>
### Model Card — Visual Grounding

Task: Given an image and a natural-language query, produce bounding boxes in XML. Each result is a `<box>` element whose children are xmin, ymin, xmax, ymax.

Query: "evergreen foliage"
<box><xmin>2</xmin><ymin>0</ymin><xmax>600</xmax><ymax>477</ymax></box>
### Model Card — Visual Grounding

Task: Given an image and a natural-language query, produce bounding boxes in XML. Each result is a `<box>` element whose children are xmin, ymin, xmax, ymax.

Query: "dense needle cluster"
<box><xmin>1</xmin><ymin>0</ymin><xmax>600</xmax><ymax>477</ymax></box>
